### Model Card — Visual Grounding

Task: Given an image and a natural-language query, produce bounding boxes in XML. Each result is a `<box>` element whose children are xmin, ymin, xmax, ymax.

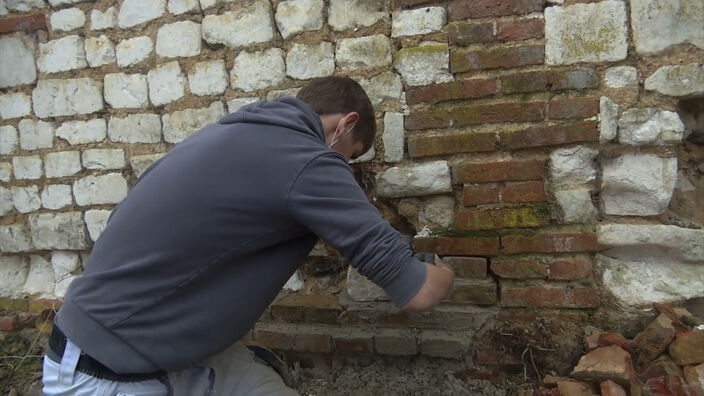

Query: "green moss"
<box><xmin>393</xmin><ymin>43</ymin><xmax>448</xmax><ymax>65</ymax></box>
<box><xmin>427</xmin><ymin>225</ymin><xmax>500</xmax><ymax>238</ymax></box>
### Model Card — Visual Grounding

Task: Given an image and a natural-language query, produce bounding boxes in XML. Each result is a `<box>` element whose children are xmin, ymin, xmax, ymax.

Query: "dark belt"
<box><xmin>48</xmin><ymin>323</ymin><xmax>167</xmax><ymax>382</ymax></box>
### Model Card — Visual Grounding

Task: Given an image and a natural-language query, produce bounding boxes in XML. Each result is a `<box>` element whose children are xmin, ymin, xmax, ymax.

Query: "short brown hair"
<box><xmin>297</xmin><ymin>76</ymin><xmax>376</xmax><ymax>152</ymax></box>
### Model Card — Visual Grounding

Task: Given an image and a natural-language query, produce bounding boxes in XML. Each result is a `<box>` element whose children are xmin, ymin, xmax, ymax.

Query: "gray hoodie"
<box><xmin>56</xmin><ymin>97</ymin><xmax>427</xmax><ymax>373</ymax></box>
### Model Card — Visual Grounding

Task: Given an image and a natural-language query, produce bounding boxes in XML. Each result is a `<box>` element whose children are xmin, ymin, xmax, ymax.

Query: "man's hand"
<box><xmin>400</xmin><ymin>255</ymin><xmax>454</xmax><ymax>313</ymax></box>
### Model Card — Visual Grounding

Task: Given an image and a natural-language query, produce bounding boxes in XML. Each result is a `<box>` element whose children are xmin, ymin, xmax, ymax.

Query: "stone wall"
<box><xmin>0</xmin><ymin>0</ymin><xmax>703</xmax><ymax>373</ymax></box>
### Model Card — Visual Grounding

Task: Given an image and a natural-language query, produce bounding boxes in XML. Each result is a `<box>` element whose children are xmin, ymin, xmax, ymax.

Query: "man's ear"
<box><xmin>341</xmin><ymin>112</ymin><xmax>359</xmax><ymax>130</ymax></box>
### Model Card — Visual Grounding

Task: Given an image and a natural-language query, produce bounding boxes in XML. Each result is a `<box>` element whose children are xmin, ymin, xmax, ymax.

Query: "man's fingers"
<box><xmin>434</xmin><ymin>254</ymin><xmax>453</xmax><ymax>272</ymax></box>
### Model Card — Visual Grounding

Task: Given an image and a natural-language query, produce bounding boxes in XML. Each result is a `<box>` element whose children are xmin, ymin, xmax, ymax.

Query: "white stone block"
<box><xmin>358</xmin><ymin>72</ymin><xmax>403</xmax><ymax>106</ymax></box>
<box><xmin>45</xmin><ymin>151</ymin><xmax>81</xmax><ymax>178</ymax></box>
<box><xmin>163</xmin><ymin>102</ymin><xmax>225</xmax><ymax>143</ymax></box>
<box><xmin>115</xmin><ymin>36</ymin><xmax>153</xmax><ymax>67</ymax></box>
<box><xmin>37</xmin><ymin>35</ymin><xmax>87</xmax><ymax>74</ymax></box>
<box><xmin>47</xmin><ymin>0</ymin><xmax>80</xmax><ymax>7</ymax></box>
<box><xmin>549</xmin><ymin>146</ymin><xmax>598</xmax><ymax>187</ymax></box>
<box><xmin>156</xmin><ymin>21</ymin><xmax>201</xmax><ymax>58</ymax></box>
<box><xmin>282</xmin><ymin>269</ymin><xmax>304</xmax><ymax>292</ymax></box>
<box><xmin>56</xmin><ymin>119</ymin><xmax>106</xmax><ymax>145</ymax></box>
<box><xmin>23</xmin><ymin>255</ymin><xmax>55</xmax><ymax>297</ymax></box>
<box><xmin>13</xmin><ymin>155</ymin><xmax>42</xmax><ymax>179</ymax></box>
<box><xmin>393</xmin><ymin>42</ymin><xmax>453</xmax><ymax>86</ymax></box>
<box><xmin>0</xmin><ymin>0</ymin><xmax>7</xmax><ymax>14</ymax></box>
<box><xmin>0</xmin><ymin>224</ymin><xmax>33</xmax><ymax>252</ymax></box>
<box><xmin>50</xmin><ymin>8</ymin><xmax>85</xmax><ymax>31</ymax></box>
<box><xmin>275</xmin><ymin>0</ymin><xmax>324</xmax><ymax>39</ymax></box>
<box><xmin>84</xmin><ymin>209</ymin><xmax>111</xmax><ymax>241</ymax></box>
<box><xmin>0</xmin><ymin>186</ymin><xmax>12</xmax><ymax>215</ymax></box>
<box><xmin>108</xmin><ymin>114</ymin><xmax>162</xmax><ymax>143</ymax></box>
<box><xmin>29</xmin><ymin>212</ymin><xmax>87</xmax><ymax>250</ymax></box>
<box><xmin>598</xmin><ymin>223</ymin><xmax>704</xmax><ymax>263</ymax></box>
<box><xmin>82</xmin><ymin>148</ymin><xmax>125</xmax><ymax>170</ymax></box>
<box><xmin>130</xmin><ymin>153</ymin><xmax>165</xmax><ymax>177</ymax></box>
<box><xmin>104</xmin><ymin>73</ymin><xmax>148</xmax><ymax>109</ymax></box>
<box><xmin>90</xmin><ymin>7</ymin><xmax>117</xmax><ymax>30</ymax></box>
<box><xmin>73</xmin><ymin>173</ymin><xmax>128</xmax><ymax>206</ymax></box>
<box><xmin>188</xmin><ymin>59</ymin><xmax>228</xmax><ymax>96</ymax></box>
<box><xmin>554</xmin><ymin>188</ymin><xmax>596</xmax><ymax>223</ymax></box>
<box><xmin>0</xmin><ymin>35</ymin><xmax>36</xmax><ymax>88</ymax></box>
<box><xmin>545</xmin><ymin>1</ymin><xmax>628</xmax><ymax>65</ymax></box>
<box><xmin>605</xmin><ymin>65</ymin><xmax>638</xmax><ymax>88</ymax></box>
<box><xmin>601</xmin><ymin>154</ymin><xmax>677</xmax><ymax>216</ymax></box>
<box><xmin>5</xmin><ymin>0</ymin><xmax>45</xmax><ymax>12</ymax></box>
<box><xmin>347</xmin><ymin>266</ymin><xmax>388</xmax><ymax>302</ymax></box>
<box><xmin>118</xmin><ymin>0</ymin><xmax>165</xmax><ymax>28</ymax></box>
<box><xmin>630</xmin><ymin>0</ymin><xmax>704</xmax><ymax>55</ymax></box>
<box><xmin>328</xmin><ymin>0</ymin><xmax>388</xmax><ymax>31</ymax></box>
<box><xmin>644</xmin><ymin>64</ymin><xmax>704</xmax><ymax>98</ymax></box>
<box><xmin>349</xmin><ymin>146</ymin><xmax>375</xmax><ymax>164</ymax></box>
<box><xmin>85</xmin><ymin>35</ymin><xmax>116</xmax><ymax>67</ymax></box>
<box><xmin>202</xmin><ymin>0</ymin><xmax>274</xmax><ymax>48</ymax></box>
<box><xmin>12</xmin><ymin>185</ymin><xmax>40</xmax><ymax>213</ymax></box>
<box><xmin>0</xmin><ymin>125</ymin><xmax>18</xmax><ymax>154</ymax></box>
<box><xmin>0</xmin><ymin>256</ymin><xmax>29</xmax><ymax>297</ymax></box>
<box><xmin>0</xmin><ymin>162</ymin><xmax>11</xmax><ymax>182</ymax></box>
<box><xmin>376</xmin><ymin>160</ymin><xmax>452</xmax><ymax>198</ymax></box>
<box><xmin>41</xmin><ymin>184</ymin><xmax>72</xmax><ymax>209</ymax></box>
<box><xmin>399</xmin><ymin>195</ymin><xmax>455</xmax><ymax>230</ymax></box>
<box><xmin>18</xmin><ymin>119</ymin><xmax>54</xmax><ymax>150</ymax></box>
<box><xmin>0</xmin><ymin>92</ymin><xmax>31</xmax><ymax>119</ymax></box>
<box><xmin>230</xmin><ymin>48</ymin><xmax>285</xmax><ymax>92</ymax></box>
<box><xmin>167</xmin><ymin>0</ymin><xmax>199</xmax><ymax>15</ymax></box>
<box><xmin>148</xmin><ymin>62</ymin><xmax>186</xmax><ymax>106</ymax></box>
<box><xmin>391</xmin><ymin>7</ymin><xmax>446</xmax><ymax>37</ymax></box>
<box><xmin>32</xmin><ymin>78</ymin><xmax>103</xmax><ymax>118</ymax></box>
<box><xmin>54</xmin><ymin>274</ymin><xmax>78</xmax><ymax>298</ymax></box>
<box><xmin>266</xmin><ymin>88</ymin><xmax>300</xmax><ymax>101</ymax></box>
<box><xmin>226</xmin><ymin>97</ymin><xmax>258</xmax><ymax>113</ymax></box>
<box><xmin>51</xmin><ymin>251</ymin><xmax>80</xmax><ymax>281</ymax></box>
<box><xmin>383</xmin><ymin>112</ymin><xmax>403</xmax><ymax>162</ymax></box>
<box><xmin>600</xmin><ymin>96</ymin><xmax>618</xmax><ymax>143</ymax></box>
<box><xmin>337</xmin><ymin>35</ymin><xmax>392</xmax><ymax>71</ymax></box>
<box><xmin>286</xmin><ymin>42</ymin><xmax>334</xmax><ymax>80</ymax></box>
<box><xmin>618</xmin><ymin>108</ymin><xmax>685</xmax><ymax>145</ymax></box>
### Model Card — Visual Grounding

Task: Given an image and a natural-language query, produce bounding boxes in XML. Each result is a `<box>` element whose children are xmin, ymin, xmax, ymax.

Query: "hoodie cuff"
<box><xmin>382</xmin><ymin>256</ymin><xmax>428</xmax><ymax>307</ymax></box>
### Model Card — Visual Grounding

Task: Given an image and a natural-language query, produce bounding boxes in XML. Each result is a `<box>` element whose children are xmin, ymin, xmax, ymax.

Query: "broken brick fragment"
<box><xmin>601</xmin><ymin>379</ymin><xmax>627</xmax><ymax>396</ymax></box>
<box><xmin>669</xmin><ymin>331</ymin><xmax>704</xmax><ymax>366</ymax></box>
<box><xmin>598</xmin><ymin>332</ymin><xmax>631</xmax><ymax>352</ymax></box>
<box><xmin>571</xmin><ymin>345</ymin><xmax>638</xmax><ymax>386</ymax></box>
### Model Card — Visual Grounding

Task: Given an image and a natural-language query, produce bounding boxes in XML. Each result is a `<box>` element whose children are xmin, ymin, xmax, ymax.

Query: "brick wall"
<box><xmin>1</xmin><ymin>0</ymin><xmax>703</xmax><ymax>373</ymax></box>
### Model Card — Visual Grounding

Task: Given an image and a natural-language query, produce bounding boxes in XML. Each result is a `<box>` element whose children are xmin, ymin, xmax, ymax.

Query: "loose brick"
<box><xmin>491</xmin><ymin>257</ymin><xmax>548</xmax><ymax>279</ymax></box>
<box><xmin>548</xmin><ymin>97</ymin><xmax>600</xmax><ymax>119</ymax></box>
<box><xmin>502</xmin><ymin>181</ymin><xmax>546</xmax><ymax>203</ymax></box>
<box><xmin>501</xmin><ymin>233</ymin><xmax>598</xmax><ymax>254</ymax></box>
<box><xmin>419</xmin><ymin>330</ymin><xmax>468</xmax><ymax>359</ymax></box>
<box><xmin>454</xmin><ymin>159</ymin><xmax>544</xmax><ymax>183</ymax></box>
<box><xmin>270</xmin><ymin>294</ymin><xmax>341</xmax><ymax>325</ymax></box>
<box><xmin>407</xmin><ymin>132</ymin><xmax>497</xmax><ymax>157</ymax></box>
<box><xmin>406</xmin><ymin>78</ymin><xmax>497</xmax><ymax>105</ymax></box>
<box><xmin>374</xmin><ymin>329</ymin><xmax>418</xmax><ymax>356</ymax></box>
<box><xmin>548</xmin><ymin>257</ymin><xmax>593</xmax><ymax>280</ymax></box>
<box><xmin>448</xmin><ymin>0</ymin><xmax>544</xmax><ymax>20</ymax></box>
<box><xmin>333</xmin><ymin>333</ymin><xmax>374</xmax><ymax>354</ymax></box>
<box><xmin>500</xmin><ymin>283</ymin><xmax>600</xmax><ymax>308</ymax></box>
<box><xmin>0</xmin><ymin>14</ymin><xmax>47</xmax><ymax>34</ymax></box>
<box><xmin>451</xmin><ymin>45</ymin><xmax>544</xmax><ymax>72</ymax></box>
<box><xmin>463</xmin><ymin>183</ymin><xmax>501</xmax><ymax>206</ymax></box>
<box><xmin>294</xmin><ymin>333</ymin><xmax>332</xmax><ymax>354</ymax></box>
<box><xmin>456</xmin><ymin>206</ymin><xmax>549</xmax><ymax>230</ymax></box>
<box><xmin>447</xmin><ymin>21</ymin><xmax>494</xmax><ymax>45</ymax></box>
<box><xmin>413</xmin><ymin>236</ymin><xmax>500</xmax><ymax>256</ymax></box>
<box><xmin>496</xmin><ymin>18</ymin><xmax>544</xmax><ymax>42</ymax></box>
<box><xmin>501</xmin><ymin>121</ymin><xmax>599</xmax><ymax>150</ymax></box>
<box><xmin>447</xmin><ymin>278</ymin><xmax>497</xmax><ymax>305</ymax></box>
<box><xmin>406</xmin><ymin>102</ymin><xmax>544</xmax><ymax>130</ymax></box>
<box><xmin>442</xmin><ymin>256</ymin><xmax>488</xmax><ymax>278</ymax></box>
<box><xmin>502</xmin><ymin>69</ymin><xmax>598</xmax><ymax>94</ymax></box>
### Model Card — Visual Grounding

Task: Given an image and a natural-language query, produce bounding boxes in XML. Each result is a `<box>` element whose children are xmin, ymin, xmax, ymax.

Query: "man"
<box><xmin>42</xmin><ymin>76</ymin><xmax>455</xmax><ymax>395</ymax></box>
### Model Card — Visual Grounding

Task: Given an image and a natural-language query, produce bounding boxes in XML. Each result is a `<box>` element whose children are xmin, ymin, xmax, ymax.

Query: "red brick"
<box><xmin>548</xmin><ymin>257</ymin><xmax>593</xmax><ymax>280</ymax></box>
<box><xmin>548</xmin><ymin>97</ymin><xmax>600</xmax><ymax>119</ymax></box>
<box><xmin>333</xmin><ymin>334</ymin><xmax>373</xmax><ymax>354</ymax></box>
<box><xmin>502</xmin><ymin>181</ymin><xmax>546</xmax><ymax>203</ymax></box>
<box><xmin>454</xmin><ymin>159</ymin><xmax>544</xmax><ymax>183</ymax></box>
<box><xmin>0</xmin><ymin>14</ymin><xmax>47</xmax><ymax>34</ymax></box>
<box><xmin>501</xmin><ymin>121</ymin><xmax>599</xmax><ymax>150</ymax></box>
<box><xmin>598</xmin><ymin>332</ymin><xmax>630</xmax><ymax>351</ymax></box>
<box><xmin>406</xmin><ymin>78</ymin><xmax>497</xmax><ymax>105</ymax></box>
<box><xmin>450</xmin><ymin>45</ymin><xmax>544</xmax><ymax>72</ymax></box>
<box><xmin>463</xmin><ymin>183</ymin><xmax>501</xmax><ymax>206</ymax></box>
<box><xmin>0</xmin><ymin>315</ymin><xmax>18</xmax><ymax>332</ymax></box>
<box><xmin>496</xmin><ymin>18</ymin><xmax>544</xmax><ymax>41</ymax></box>
<box><xmin>419</xmin><ymin>330</ymin><xmax>468</xmax><ymax>359</ymax></box>
<box><xmin>407</xmin><ymin>132</ymin><xmax>497</xmax><ymax>157</ymax></box>
<box><xmin>447</xmin><ymin>21</ymin><xmax>495</xmax><ymax>45</ymax></box>
<box><xmin>374</xmin><ymin>329</ymin><xmax>418</xmax><ymax>356</ymax></box>
<box><xmin>475</xmin><ymin>348</ymin><xmax>523</xmax><ymax>366</ymax></box>
<box><xmin>490</xmin><ymin>257</ymin><xmax>548</xmax><ymax>279</ymax></box>
<box><xmin>448</xmin><ymin>0</ymin><xmax>544</xmax><ymax>20</ymax></box>
<box><xmin>271</xmin><ymin>294</ymin><xmax>341</xmax><ymax>325</ymax></box>
<box><xmin>442</xmin><ymin>256</ymin><xmax>488</xmax><ymax>278</ymax></box>
<box><xmin>413</xmin><ymin>236</ymin><xmax>500</xmax><ymax>256</ymax></box>
<box><xmin>28</xmin><ymin>298</ymin><xmax>60</xmax><ymax>313</ymax></box>
<box><xmin>501</xmin><ymin>233</ymin><xmax>598</xmax><ymax>254</ymax></box>
<box><xmin>447</xmin><ymin>278</ymin><xmax>497</xmax><ymax>305</ymax></box>
<box><xmin>255</xmin><ymin>329</ymin><xmax>293</xmax><ymax>350</ymax></box>
<box><xmin>456</xmin><ymin>206</ymin><xmax>549</xmax><ymax>230</ymax></box>
<box><xmin>406</xmin><ymin>102</ymin><xmax>544</xmax><ymax>130</ymax></box>
<box><xmin>293</xmin><ymin>333</ymin><xmax>332</xmax><ymax>353</ymax></box>
<box><xmin>502</xmin><ymin>69</ymin><xmax>598</xmax><ymax>94</ymax></box>
<box><xmin>500</xmin><ymin>284</ymin><xmax>600</xmax><ymax>308</ymax></box>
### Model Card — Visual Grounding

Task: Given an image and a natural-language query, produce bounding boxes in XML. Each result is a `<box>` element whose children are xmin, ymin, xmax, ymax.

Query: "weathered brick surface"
<box><xmin>414</xmin><ymin>236</ymin><xmax>500</xmax><ymax>256</ymax></box>
<box><xmin>501</xmin><ymin>181</ymin><xmax>547</xmax><ymax>203</ymax></box>
<box><xmin>451</xmin><ymin>45</ymin><xmax>544</xmax><ymax>72</ymax></box>
<box><xmin>454</xmin><ymin>159</ymin><xmax>544</xmax><ymax>183</ymax></box>
<box><xmin>496</xmin><ymin>18</ymin><xmax>544</xmax><ymax>41</ymax></box>
<box><xmin>548</xmin><ymin>256</ymin><xmax>593</xmax><ymax>280</ymax></box>
<box><xmin>406</xmin><ymin>102</ymin><xmax>544</xmax><ymax>130</ymax></box>
<box><xmin>333</xmin><ymin>333</ymin><xmax>374</xmax><ymax>354</ymax></box>
<box><xmin>447</xmin><ymin>0</ymin><xmax>544</xmax><ymax>20</ymax></box>
<box><xmin>500</xmin><ymin>283</ymin><xmax>600</xmax><ymax>308</ymax></box>
<box><xmin>548</xmin><ymin>97</ymin><xmax>600</xmax><ymax>120</ymax></box>
<box><xmin>491</xmin><ymin>257</ymin><xmax>548</xmax><ymax>279</ymax></box>
<box><xmin>502</xmin><ymin>69</ymin><xmax>598</xmax><ymax>94</ymax></box>
<box><xmin>447</xmin><ymin>278</ymin><xmax>497</xmax><ymax>305</ymax></box>
<box><xmin>501</xmin><ymin>233</ymin><xmax>598</xmax><ymax>254</ymax></box>
<box><xmin>270</xmin><ymin>294</ymin><xmax>341</xmax><ymax>325</ymax></box>
<box><xmin>0</xmin><ymin>14</ymin><xmax>47</xmax><ymax>33</ymax></box>
<box><xmin>456</xmin><ymin>206</ymin><xmax>549</xmax><ymax>230</ymax></box>
<box><xmin>462</xmin><ymin>183</ymin><xmax>501</xmax><ymax>206</ymax></box>
<box><xmin>442</xmin><ymin>256</ymin><xmax>487</xmax><ymax>278</ymax></box>
<box><xmin>405</xmin><ymin>78</ymin><xmax>497</xmax><ymax>105</ymax></box>
<box><xmin>501</xmin><ymin>121</ymin><xmax>599</xmax><ymax>150</ymax></box>
<box><xmin>419</xmin><ymin>330</ymin><xmax>468</xmax><ymax>359</ymax></box>
<box><xmin>374</xmin><ymin>329</ymin><xmax>417</xmax><ymax>356</ymax></box>
<box><xmin>448</xmin><ymin>22</ymin><xmax>494</xmax><ymax>45</ymax></box>
<box><xmin>407</xmin><ymin>131</ymin><xmax>497</xmax><ymax>157</ymax></box>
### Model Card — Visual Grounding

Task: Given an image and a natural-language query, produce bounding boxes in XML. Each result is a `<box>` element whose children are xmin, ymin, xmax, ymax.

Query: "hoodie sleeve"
<box><xmin>287</xmin><ymin>153</ymin><xmax>427</xmax><ymax>307</ymax></box>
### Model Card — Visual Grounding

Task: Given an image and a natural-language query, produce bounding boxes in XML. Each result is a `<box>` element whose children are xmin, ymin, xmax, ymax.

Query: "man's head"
<box><xmin>297</xmin><ymin>76</ymin><xmax>376</xmax><ymax>160</ymax></box>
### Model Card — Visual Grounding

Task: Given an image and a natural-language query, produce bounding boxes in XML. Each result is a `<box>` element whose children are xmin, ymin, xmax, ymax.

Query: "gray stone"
<box><xmin>0</xmin><ymin>125</ymin><xmax>18</xmax><ymax>154</ymax></box>
<box><xmin>118</xmin><ymin>0</ymin><xmax>165</xmax><ymax>28</ymax></box>
<box><xmin>337</xmin><ymin>35</ymin><xmax>392</xmax><ymax>71</ymax></box>
<box><xmin>226</xmin><ymin>97</ymin><xmax>258</xmax><ymax>113</ymax></box>
<box><xmin>56</xmin><ymin>119</ymin><xmax>106</xmax><ymax>145</ymax></box>
<box><xmin>393</xmin><ymin>42</ymin><xmax>453</xmax><ymax>86</ymax></box>
<box><xmin>545</xmin><ymin>1</ymin><xmax>628</xmax><ymax>65</ymax></box>
<box><xmin>116</xmin><ymin>36</ymin><xmax>153</xmax><ymax>67</ymax></box>
<box><xmin>32</xmin><ymin>78</ymin><xmax>103</xmax><ymax>118</ymax></box>
<box><xmin>328</xmin><ymin>0</ymin><xmax>388</xmax><ymax>31</ymax></box>
<box><xmin>47</xmin><ymin>0</ymin><xmax>79</xmax><ymax>7</ymax></box>
<box><xmin>376</xmin><ymin>160</ymin><xmax>452</xmax><ymax>198</ymax></box>
<box><xmin>130</xmin><ymin>153</ymin><xmax>165</xmax><ymax>177</ymax></box>
<box><xmin>73</xmin><ymin>173</ymin><xmax>128</xmax><ymax>205</ymax></box>
<box><xmin>266</xmin><ymin>88</ymin><xmax>300</xmax><ymax>101</ymax></box>
<box><xmin>618</xmin><ymin>108</ymin><xmax>685</xmax><ymax>145</ymax></box>
<box><xmin>148</xmin><ymin>62</ymin><xmax>186</xmax><ymax>106</ymax></box>
<box><xmin>29</xmin><ymin>212</ymin><xmax>87</xmax><ymax>250</ymax></box>
<box><xmin>230</xmin><ymin>48</ymin><xmax>285</xmax><ymax>92</ymax></box>
<box><xmin>37</xmin><ymin>35</ymin><xmax>87</xmax><ymax>74</ymax></box>
<box><xmin>383</xmin><ymin>112</ymin><xmax>403</xmax><ymax>162</ymax></box>
<box><xmin>0</xmin><ymin>163</ymin><xmax>11</xmax><ymax>183</ymax></box>
<box><xmin>349</xmin><ymin>146</ymin><xmax>375</xmax><ymax>164</ymax></box>
<box><xmin>600</xmin><ymin>96</ymin><xmax>618</xmax><ymax>143</ymax></box>
<box><xmin>85</xmin><ymin>35</ymin><xmax>116</xmax><ymax>67</ymax></box>
<box><xmin>598</xmin><ymin>223</ymin><xmax>704</xmax><ymax>263</ymax></box>
<box><xmin>12</xmin><ymin>185</ymin><xmax>40</xmax><ymax>213</ymax></box>
<box><xmin>0</xmin><ymin>92</ymin><xmax>31</xmax><ymax>119</ymax></box>
<box><xmin>44</xmin><ymin>151</ymin><xmax>81</xmax><ymax>178</ymax></box>
<box><xmin>630</xmin><ymin>0</ymin><xmax>703</xmax><ymax>55</ymax></box>
<box><xmin>202</xmin><ymin>0</ymin><xmax>274</xmax><ymax>48</ymax></box>
<box><xmin>0</xmin><ymin>186</ymin><xmax>12</xmax><ymax>215</ymax></box>
<box><xmin>82</xmin><ymin>148</ymin><xmax>125</xmax><ymax>170</ymax></box>
<box><xmin>188</xmin><ymin>60</ymin><xmax>228</xmax><ymax>96</ymax></box>
<box><xmin>50</xmin><ymin>8</ymin><xmax>85</xmax><ymax>31</ymax></box>
<box><xmin>156</xmin><ymin>21</ymin><xmax>201</xmax><ymax>58</ymax></box>
<box><xmin>5</xmin><ymin>0</ymin><xmax>44</xmax><ymax>12</ymax></box>
<box><xmin>398</xmin><ymin>195</ymin><xmax>455</xmax><ymax>231</ymax></box>
<box><xmin>0</xmin><ymin>35</ymin><xmax>36</xmax><ymax>88</ymax></box>
<box><xmin>90</xmin><ymin>7</ymin><xmax>116</xmax><ymax>30</ymax></box>
<box><xmin>163</xmin><ymin>102</ymin><xmax>225</xmax><ymax>143</ymax></box>
<box><xmin>554</xmin><ymin>188</ymin><xmax>596</xmax><ymax>223</ymax></box>
<box><xmin>108</xmin><ymin>114</ymin><xmax>162</xmax><ymax>143</ymax></box>
<box><xmin>18</xmin><ymin>119</ymin><xmax>54</xmax><ymax>150</ymax></box>
<box><xmin>0</xmin><ymin>224</ymin><xmax>33</xmax><ymax>252</ymax></box>
<box><xmin>167</xmin><ymin>0</ymin><xmax>199</xmax><ymax>15</ymax></box>
<box><xmin>0</xmin><ymin>256</ymin><xmax>29</xmax><ymax>297</ymax></box>
<box><xmin>104</xmin><ymin>73</ymin><xmax>148</xmax><ymax>109</ymax></box>
<box><xmin>275</xmin><ymin>0</ymin><xmax>324</xmax><ymax>39</ymax></box>
<box><xmin>347</xmin><ymin>266</ymin><xmax>389</xmax><ymax>302</ymax></box>
<box><xmin>282</xmin><ymin>270</ymin><xmax>303</xmax><ymax>292</ymax></box>
<box><xmin>286</xmin><ymin>42</ymin><xmax>334</xmax><ymax>80</ymax></box>
<box><xmin>644</xmin><ymin>64</ymin><xmax>704</xmax><ymax>98</ymax></box>
<box><xmin>601</xmin><ymin>154</ymin><xmax>677</xmax><ymax>216</ymax></box>
<box><xmin>358</xmin><ymin>72</ymin><xmax>403</xmax><ymax>106</ymax></box>
<box><xmin>605</xmin><ymin>65</ymin><xmax>638</xmax><ymax>88</ymax></box>
<box><xmin>23</xmin><ymin>255</ymin><xmax>54</xmax><ymax>297</ymax></box>
<box><xmin>0</xmin><ymin>0</ymin><xmax>6</xmax><ymax>14</ymax></box>
<box><xmin>391</xmin><ymin>7</ymin><xmax>446</xmax><ymax>37</ymax></box>
<box><xmin>41</xmin><ymin>184</ymin><xmax>72</xmax><ymax>210</ymax></box>
<box><xmin>12</xmin><ymin>156</ymin><xmax>42</xmax><ymax>180</ymax></box>
<box><xmin>51</xmin><ymin>251</ymin><xmax>80</xmax><ymax>282</ymax></box>
<box><xmin>84</xmin><ymin>209</ymin><xmax>111</xmax><ymax>241</ymax></box>
<box><xmin>549</xmin><ymin>146</ymin><xmax>598</xmax><ymax>187</ymax></box>
<box><xmin>54</xmin><ymin>275</ymin><xmax>78</xmax><ymax>298</ymax></box>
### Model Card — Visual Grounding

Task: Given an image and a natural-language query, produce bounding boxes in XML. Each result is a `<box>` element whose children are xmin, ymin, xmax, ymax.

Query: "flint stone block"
<box><xmin>0</xmin><ymin>35</ymin><xmax>36</xmax><ymax>88</ymax></box>
<box><xmin>85</xmin><ymin>35</ymin><xmax>116</xmax><ymax>67</ymax></box>
<box><xmin>44</xmin><ymin>151</ymin><xmax>81</xmax><ymax>178</ymax></box>
<box><xmin>630</xmin><ymin>0</ymin><xmax>704</xmax><ymax>55</ymax></box>
<box><xmin>618</xmin><ymin>108</ymin><xmax>685</xmax><ymax>145</ymax></box>
<box><xmin>56</xmin><ymin>119</ymin><xmax>106</xmax><ymax>145</ymax></box>
<box><xmin>286</xmin><ymin>42</ymin><xmax>334</xmax><ymax>80</ymax></box>
<box><xmin>202</xmin><ymin>0</ymin><xmax>274</xmax><ymax>48</ymax></box>
<box><xmin>90</xmin><ymin>7</ymin><xmax>117</xmax><ymax>30</ymax></box>
<box><xmin>605</xmin><ymin>65</ymin><xmax>637</xmax><ymax>88</ymax></box>
<box><xmin>227</xmin><ymin>97</ymin><xmax>258</xmax><ymax>113</ymax></box>
<box><xmin>118</xmin><ymin>0</ymin><xmax>165</xmax><ymax>28</ymax></box>
<box><xmin>0</xmin><ymin>256</ymin><xmax>29</xmax><ymax>297</ymax></box>
<box><xmin>162</xmin><ymin>102</ymin><xmax>225</xmax><ymax>143</ymax></box>
<box><xmin>230</xmin><ymin>48</ymin><xmax>285</xmax><ymax>92</ymax></box>
<box><xmin>376</xmin><ymin>160</ymin><xmax>452</xmax><ymax>198</ymax></box>
<box><xmin>148</xmin><ymin>62</ymin><xmax>186</xmax><ymax>106</ymax></box>
<box><xmin>0</xmin><ymin>224</ymin><xmax>33</xmax><ymax>252</ymax></box>
<box><xmin>600</xmin><ymin>96</ymin><xmax>618</xmax><ymax>143</ymax></box>
<box><xmin>108</xmin><ymin>113</ymin><xmax>162</xmax><ymax>143</ymax></box>
<box><xmin>18</xmin><ymin>119</ymin><xmax>54</xmax><ymax>150</ymax></box>
<box><xmin>549</xmin><ymin>146</ymin><xmax>598</xmax><ymax>187</ymax></box>
<box><xmin>188</xmin><ymin>59</ymin><xmax>228</xmax><ymax>96</ymax></box>
<box><xmin>275</xmin><ymin>0</ymin><xmax>324</xmax><ymax>39</ymax></box>
<box><xmin>23</xmin><ymin>255</ymin><xmax>55</xmax><ymax>297</ymax></box>
<box><xmin>82</xmin><ymin>149</ymin><xmax>125</xmax><ymax>170</ymax></box>
<box><xmin>116</xmin><ymin>36</ymin><xmax>153</xmax><ymax>67</ymax></box>
<box><xmin>156</xmin><ymin>21</ymin><xmax>201</xmax><ymax>58</ymax></box>
<box><xmin>0</xmin><ymin>92</ymin><xmax>31</xmax><ymax>120</ymax></box>
<box><xmin>30</xmin><ymin>212</ymin><xmax>87</xmax><ymax>250</ymax></box>
<box><xmin>73</xmin><ymin>173</ymin><xmax>128</xmax><ymax>206</ymax></box>
<box><xmin>328</xmin><ymin>0</ymin><xmax>388</xmax><ymax>31</ymax></box>
<box><xmin>12</xmin><ymin>156</ymin><xmax>42</xmax><ymax>180</ymax></box>
<box><xmin>32</xmin><ymin>78</ymin><xmax>103</xmax><ymax>118</ymax></box>
<box><xmin>0</xmin><ymin>126</ymin><xmax>18</xmax><ymax>154</ymax></box>
<box><xmin>357</xmin><ymin>72</ymin><xmax>403</xmax><ymax>106</ymax></box>
<box><xmin>130</xmin><ymin>153</ymin><xmax>165</xmax><ymax>177</ymax></box>
<box><xmin>391</xmin><ymin>7</ymin><xmax>446</xmax><ymax>37</ymax></box>
<box><xmin>84</xmin><ymin>209</ymin><xmax>111</xmax><ymax>241</ymax></box>
<box><xmin>12</xmin><ymin>185</ymin><xmax>40</xmax><ymax>214</ymax></box>
<box><xmin>337</xmin><ymin>35</ymin><xmax>392</xmax><ymax>71</ymax></box>
<box><xmin>393</xmin><ymin>42</ymin><xmax>453</xmax><ymax>86</ymax></box>
<box><xmin>50</xmin><ymin>8</ymin><xmax>85</xmax><ymax>32</ymax></box>
<box><xmin>167</xmin><ymin>0</ymin><xmax>199</xmax><ymax>15</ymax></box>
<box><xmin>41</xmin><ymin>184</ymin><xmax>72</xmax><ymax>210</ymax></box>
<box><xmin>37</xmin><ymin>35</ymin><xmax>87</xmax><ymax>74</ymax></box>
<box><xmin>383</xmin><ymin>112</ymin><xmax>403</xmax><ymax>162</ymax></box>
<box><xmin>104</xmin><ymin>73</ymin><xmax>148</xmax><ymax>109</ymax></box>
<box><xmin>644</xmin><ymin>64</ymin><xmax>704</xmax><ymax>98</ymax></box>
